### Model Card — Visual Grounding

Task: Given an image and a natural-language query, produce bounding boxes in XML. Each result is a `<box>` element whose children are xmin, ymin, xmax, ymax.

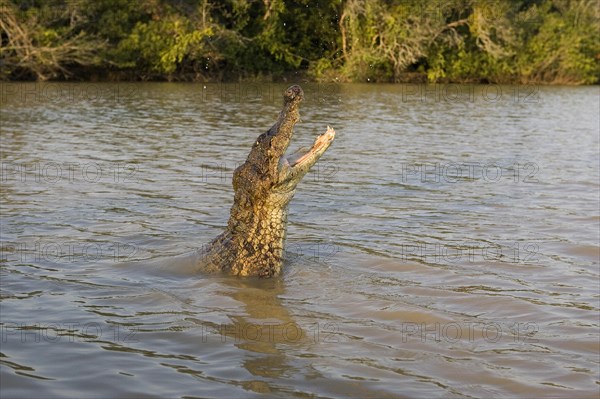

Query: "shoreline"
<box><xmin>1</xmin><ymin>71</ymin><xmax>597</xmax><ymax>85</ymax></box>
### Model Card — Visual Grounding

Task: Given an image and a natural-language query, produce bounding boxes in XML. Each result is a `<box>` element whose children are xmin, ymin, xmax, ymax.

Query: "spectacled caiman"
<box><xmin>200</xmin><ymin>85</ymin><xmax>335</xmax><ymax>277</ymax></box>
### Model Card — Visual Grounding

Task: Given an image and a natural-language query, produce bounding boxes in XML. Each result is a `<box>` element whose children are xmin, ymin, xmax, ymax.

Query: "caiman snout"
<box><xmin>284</xmin><ymin>85</ymin><xmax>304</xmax><ymax>103</ymax></box>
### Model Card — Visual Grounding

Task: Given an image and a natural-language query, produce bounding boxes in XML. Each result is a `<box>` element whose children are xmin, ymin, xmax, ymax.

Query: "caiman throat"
<box><xmin>201</xmin><ymin>85</ymin><xmax>335</xmax><ymax>277</ymax></box>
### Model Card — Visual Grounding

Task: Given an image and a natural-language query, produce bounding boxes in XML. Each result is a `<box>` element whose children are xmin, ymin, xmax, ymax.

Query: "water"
<box><xmin>1</xmin><ymin>82</ymin><xmax>598</xmax><ymax>398</ymax></box>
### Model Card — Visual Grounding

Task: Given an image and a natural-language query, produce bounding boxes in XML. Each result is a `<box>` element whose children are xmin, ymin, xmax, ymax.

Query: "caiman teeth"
<box><xmin>314</xmin><ymin>126</ymin><xmax>336</xmax><ymax>148</ymax></box>
<box><xmin>289</xmin><ymin>126</ymin><xmax>335</xmax><ymax>167</ymax></box>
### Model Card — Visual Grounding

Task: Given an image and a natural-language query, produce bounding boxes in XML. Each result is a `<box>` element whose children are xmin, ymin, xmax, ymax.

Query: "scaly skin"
<box><xmin>201</xmin><ymin>85</ymin><xmax>335</xmax><ymax>277</ymax></box>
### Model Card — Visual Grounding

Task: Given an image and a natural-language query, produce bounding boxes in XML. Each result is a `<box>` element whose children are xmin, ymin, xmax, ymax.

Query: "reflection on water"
<box><xmin>1</xmin><ymin>83</ymin><xmax>599</xmax><ymax>398</ymax></box>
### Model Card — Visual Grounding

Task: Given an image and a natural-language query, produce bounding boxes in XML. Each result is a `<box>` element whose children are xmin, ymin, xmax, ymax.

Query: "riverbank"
<box><xmin>2</xmin><ymin>69</ymin><xmax>597</xmax><ymax>85</ymax></box>
<box><xmin>2</xmin><ymin>1</ymin><xmax>598</xmax><ymax>85</ymax></box>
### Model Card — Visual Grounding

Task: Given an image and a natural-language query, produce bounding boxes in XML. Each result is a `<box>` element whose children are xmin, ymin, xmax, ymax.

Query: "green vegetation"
<box><xmin>1</xmin><ymin>0</ymin><xmax>598</xmax><ymax>83</ymax></box>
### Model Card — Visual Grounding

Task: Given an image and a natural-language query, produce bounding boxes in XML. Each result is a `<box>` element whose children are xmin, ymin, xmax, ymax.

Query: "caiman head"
<box><xmin>209</xmin><ymin>85</ymin><xmax>335</xmax><ymax>277</ymax></box>
<box><xmin>233</xmin><ymin>85</ymin><xmax>335</xmax><ymax>201</ymax></box>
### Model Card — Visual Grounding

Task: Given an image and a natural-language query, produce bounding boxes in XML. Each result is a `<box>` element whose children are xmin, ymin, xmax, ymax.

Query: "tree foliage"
<box><xmin>1</xmin><ymin>0</ymin><xmax>598</xmax><ymax>83</ymax></box>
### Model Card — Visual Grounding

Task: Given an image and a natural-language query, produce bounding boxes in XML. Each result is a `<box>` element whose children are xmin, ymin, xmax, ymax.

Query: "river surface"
<box><xmin>1</xmin><ymin>82</ymin><xmax>598</xmax><ymax>398</ymax></box>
